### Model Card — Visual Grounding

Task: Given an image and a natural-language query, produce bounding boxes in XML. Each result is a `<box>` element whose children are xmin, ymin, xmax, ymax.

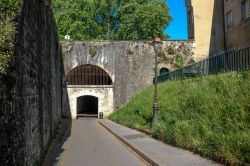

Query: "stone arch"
<box><xmin>159</xmin><ymin>67</ymin><xmax>170</xmax><ymax>75</ymax></box>
<box><xmin>66</xmin><ymin>64</ymin><xmax>112</xmax><ymax>85</ymax></box>
<box><xmin>65</xmin><ymin>63</ymin><xmax>114</xmax><ymax>83</ymax></box>
<box><xmin>77</xmin><ymin>95</ymin><xmax>98</xmax><ymax>117</ymax></box>
<box><xmin>67</xmin><ymin>86</ymin><xmax>114</xmax><ymax>119</ymax></box>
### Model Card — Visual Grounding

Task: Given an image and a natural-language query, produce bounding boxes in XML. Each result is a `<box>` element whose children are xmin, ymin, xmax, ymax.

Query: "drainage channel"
<box><xmin>77</xmin><ymin>114</ymin><xmax>98</xmax><ymax>118</ymax></box>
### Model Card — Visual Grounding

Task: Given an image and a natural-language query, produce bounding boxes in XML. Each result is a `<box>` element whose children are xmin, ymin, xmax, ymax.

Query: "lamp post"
<box><xmin>152</xmin><ymin>37</ymin><xmax>162</xmax><ymax>124</ymax></box>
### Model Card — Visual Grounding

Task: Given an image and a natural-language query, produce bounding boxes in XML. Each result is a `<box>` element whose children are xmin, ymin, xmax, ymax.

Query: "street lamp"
<box><xmin>64</xmin><ymin>35</ymin><xmax>70</xmax><ymax>40</ymax></box>
<box><xmin>152</xmin><ymin>37</ymin><xmax>162</xmax><ymax>124</ymax></box>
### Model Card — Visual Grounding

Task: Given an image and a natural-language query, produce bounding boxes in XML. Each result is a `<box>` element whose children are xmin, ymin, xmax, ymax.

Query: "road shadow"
<box><xmin>52</xmin><ymin>53</ymin><xmax>73</xmax><ymax>166</ymax></box>
<box><xmin>42</xmin><ymin>46</ymin><xmax>73</xmax><ymax>166</ymax></box>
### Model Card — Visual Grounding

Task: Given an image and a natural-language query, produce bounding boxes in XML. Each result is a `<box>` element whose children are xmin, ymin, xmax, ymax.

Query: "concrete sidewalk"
<box><xmin>99</xmin><ymin>119</ymin><xmax>222</xmax><ymax>166</ymax></box>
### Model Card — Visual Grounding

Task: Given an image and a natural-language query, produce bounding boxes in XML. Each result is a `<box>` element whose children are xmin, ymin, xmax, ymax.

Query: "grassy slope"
<box><xmin>109</xmin><ymin>71</ymin><xmax>250</xmax><ymax>166</ymax></box>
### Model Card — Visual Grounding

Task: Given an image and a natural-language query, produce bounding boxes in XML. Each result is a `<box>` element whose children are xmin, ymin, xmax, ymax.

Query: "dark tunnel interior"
<box><xmin>77</xmin><ymin>96</ymin><xmax>98</xmax><ymax>116</ymax></box>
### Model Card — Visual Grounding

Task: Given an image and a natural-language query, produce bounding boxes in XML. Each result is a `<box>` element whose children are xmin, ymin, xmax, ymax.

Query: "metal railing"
<box><xmin>157</xmin><ymin>46</ymin><xmax>250</xmax><ymax>83</ymax></box>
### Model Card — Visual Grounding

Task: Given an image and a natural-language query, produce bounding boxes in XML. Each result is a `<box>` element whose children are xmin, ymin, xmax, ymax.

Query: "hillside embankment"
<box><xmin>109</xmin><ymin>71</ymin><xmax>250</xmax><ymax>166</ymax></box>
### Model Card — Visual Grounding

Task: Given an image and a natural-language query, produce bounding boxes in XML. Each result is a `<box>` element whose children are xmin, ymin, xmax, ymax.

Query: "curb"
<box><xmin>98</xmin><ymin>120</ymin><xmax>160</xmax><ymax>166</ymax></box>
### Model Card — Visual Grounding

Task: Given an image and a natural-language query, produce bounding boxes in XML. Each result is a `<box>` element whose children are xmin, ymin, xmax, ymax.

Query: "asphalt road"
<box><xmin>54</xmin><ymin>118</ymin><xmax>147</xmax><ymax>166</ymax></box>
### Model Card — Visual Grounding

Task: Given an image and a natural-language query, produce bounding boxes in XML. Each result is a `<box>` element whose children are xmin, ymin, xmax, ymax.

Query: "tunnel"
<box><xmin>159</xmin><ymin>67</ymin><xmax>170</xmax><ymax>75</ymax></box>
<box><xmin>77</xmin><ymin>95</ymin><xmax>98</xmax><ymax>117</ymax></box>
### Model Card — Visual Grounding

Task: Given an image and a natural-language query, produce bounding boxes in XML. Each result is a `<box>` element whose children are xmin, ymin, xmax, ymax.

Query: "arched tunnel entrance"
<box><xmin>66</xmin><ymin>64</ymin><xmax>114</xmax><ymax>119</ymax></box>
<box><xmin>77</xmin><ymin>95</ymin><xmax>98</xmax><ymax>118</ymax></box>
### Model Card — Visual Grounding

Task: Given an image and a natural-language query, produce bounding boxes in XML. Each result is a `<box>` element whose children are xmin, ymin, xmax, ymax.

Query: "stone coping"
<box><xmin>60</xmin><ymin>40</ymin><xmax>195</xmax><ymax>43</ymax></box>
<box><xmin>66</xmin><ymin>85</ymin><xmax>114</xmax><ymax>88</ymax></box>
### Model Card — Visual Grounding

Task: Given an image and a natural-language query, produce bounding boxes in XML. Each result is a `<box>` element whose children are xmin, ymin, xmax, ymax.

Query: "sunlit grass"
<box><xmin>109</xmin><ymin>71</ymin><xmax>250</xmax><ymax>165</ymax></box>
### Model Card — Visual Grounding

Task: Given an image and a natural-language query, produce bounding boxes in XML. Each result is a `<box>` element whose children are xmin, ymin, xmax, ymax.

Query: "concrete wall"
<box><xmin>224</xmin><ymin>0</ymin><xmax>250</xmax><ymax>48</ymax></box>
<box><xmin>209</xmin><ymin>0</ymin><xmax>227</xmax><ymax>55</ymax></box>
<box><xmin>61</xmin><ymin>40</ymin><xmax>194</xmax><ymax>118</ymax></box>
<box><xmin>185</xmin><ymin>0</ymin><xmax>195</xmax><ymax>40</ymax></box>
<box><xmin>186</xmin><ymin>0</ymin><xmax>225</xmax><ymax>60</ymax></box>
<box><xmin>0</xmin><ymin>0</ymin><xmax>62</xmax><ymax>165</ymax></box>
<box><xmin>186</xmin><ymin>0</ymin><xmax>215</xmax><ymax>60</ymax></box>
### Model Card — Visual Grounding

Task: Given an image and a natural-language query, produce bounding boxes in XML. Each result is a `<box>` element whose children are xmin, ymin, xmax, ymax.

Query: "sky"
<box><xmin>164</xmin><ymin>0</ymin><xmax>188</xmax><ymax>40</ymax></box>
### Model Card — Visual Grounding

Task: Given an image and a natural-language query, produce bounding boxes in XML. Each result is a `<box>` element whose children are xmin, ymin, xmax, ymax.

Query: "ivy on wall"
<box><xmin>0</xmin><ymin>0</ymin><xmax>19</xmax><ymax>74</ymax></box>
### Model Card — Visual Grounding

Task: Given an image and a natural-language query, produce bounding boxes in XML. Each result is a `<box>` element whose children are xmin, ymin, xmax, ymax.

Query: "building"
<box><xmin>185</xmin><ymin>0</ymin><xmax>225</xmax><ymax>61</ymax></box>
<box><xmin>186</xmin><ymin>0</ymin><xmax>250</xmax><ymax>60</ymax></box>
<box><xmin>224</xmin><ymin>0</ymin><xmax>250</xmax><ymax>48</ymax></box>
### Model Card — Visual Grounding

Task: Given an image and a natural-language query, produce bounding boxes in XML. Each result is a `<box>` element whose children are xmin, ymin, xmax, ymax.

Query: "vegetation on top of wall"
<box><xmin>52</xmin><ymin>0</ymin><xmax>171</xmax><ymax>41</ymax></box>
<box><xmin>0</xmin><ymin>0</ymin><xmax>19</xmax><ymax>74</ymax></box>
<box><xmin>109</xmin><ymin>71</ymin><xmax>250</xmax><ymax>166</ymax></box>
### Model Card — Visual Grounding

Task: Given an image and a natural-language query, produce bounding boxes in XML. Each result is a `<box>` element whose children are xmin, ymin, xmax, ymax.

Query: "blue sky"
<box><xmin>164</xmin><ymin>0</ymin><xmax>188</xmax><ymax>40</ymax></box>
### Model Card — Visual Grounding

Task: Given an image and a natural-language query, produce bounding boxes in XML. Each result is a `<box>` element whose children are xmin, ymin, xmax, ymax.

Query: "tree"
<box><xmin>52</xmin><ymin>0</ymin><xmax>171</xmax><ymax>40</ymax></box>
<box><xmin>117</xmin><ymin>0</ymin><xmax>171</xmax><ymax>40</ymax></box>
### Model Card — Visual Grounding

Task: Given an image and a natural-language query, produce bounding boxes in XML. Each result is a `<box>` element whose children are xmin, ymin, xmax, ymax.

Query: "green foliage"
<box><xmin>52</xmin><ymin>0</ymin><xmax>171</xmax><ymax>40</ymax></box>
<box><xmin>109</xmin><ymin>71</ymin><xmax>250</xmax><ymax>165</ymax></box>
<box><xmin>174</xmin><ymin>53</ymin><xmax>184</xmax><ymax>68</ymax></box>
<box><xmin>0</xmin><ymin>0</ymin><xmax>19</xmax><ymax>74</ymax></box>
<box><xmin>89</xmin><ymin>46</ymin><xmax>97</xmax><ymax>57</ymax></box>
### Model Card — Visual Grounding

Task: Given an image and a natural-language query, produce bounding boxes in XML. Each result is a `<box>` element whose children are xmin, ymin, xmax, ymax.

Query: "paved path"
<box><xmin>99</xmin><ymin>120</ymin><xmax>222</xmax><ymax>166</ymax></box>
<box><xmin>54</xmin><ymin>118</ymin><xmax>147</xmax><ymax>166</ymax></box>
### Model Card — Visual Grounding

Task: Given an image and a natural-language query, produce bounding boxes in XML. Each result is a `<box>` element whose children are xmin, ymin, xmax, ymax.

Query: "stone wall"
<box><xmin>62</xmin><ymin>40</ymin><xmax>194</xmax><ymax>115</ymax></box>
<box><xmin>0</xmin><ymin>0</ymin><xmax>62</xmax><ymax>165</ymax></box>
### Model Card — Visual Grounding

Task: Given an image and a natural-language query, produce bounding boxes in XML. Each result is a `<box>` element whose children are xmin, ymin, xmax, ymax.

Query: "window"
<box><xmin>226</xmin><ymin>10</ymin><xmax>233</xmax><ymax>29</ymax></box>
<box><xmin>241</xmin><ymin>0</ymin><xmax>249</xmax><ymax>21</ymax></box>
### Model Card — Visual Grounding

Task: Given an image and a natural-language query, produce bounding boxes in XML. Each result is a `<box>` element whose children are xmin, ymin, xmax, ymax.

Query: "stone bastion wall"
<box><xmin>61</xmin><ymin>40</ymin><xmax>195</xmax><ymax>115</ymax></box>
<box><xmin>0</xmin><ymin>0</ymin><xmax>62</xmax><ymax>165</ymax></box>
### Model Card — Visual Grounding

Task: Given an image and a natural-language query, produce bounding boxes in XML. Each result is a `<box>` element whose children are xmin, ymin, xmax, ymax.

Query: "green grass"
<box><xmin>109</xmin><ymin>71</ymin><xmax>250</xmax><ymax>166</ymax></box>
